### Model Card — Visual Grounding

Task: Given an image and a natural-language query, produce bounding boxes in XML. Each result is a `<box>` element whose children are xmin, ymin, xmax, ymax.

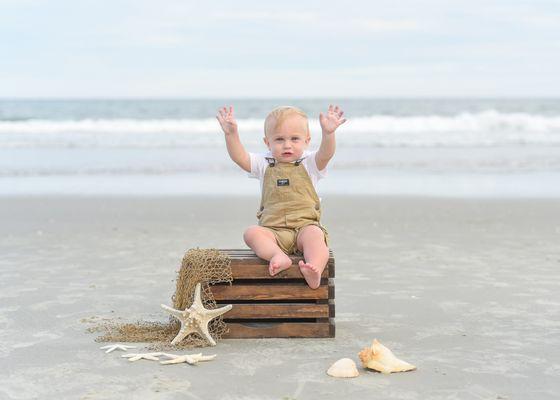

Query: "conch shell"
<box><xmin>326</xmin><ymin>358</ymin><xmax>359</xmax><ymax>378</ymax></box>
<box><xmin>358</xmin><ymin>339</ymin><xmax>416</xmax><ymax>374</ymax></box>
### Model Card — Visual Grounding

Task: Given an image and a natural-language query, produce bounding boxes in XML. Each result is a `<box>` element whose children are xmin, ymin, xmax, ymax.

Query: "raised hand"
<box><xmin>319</xmin><ymin>105</ymin><xmax>347</xmax><ymax>134</ymax></box>
<box><xmin>216</xmin><ymin>106</ymin><xmax>238</xmax><ymax>136</ymax></box>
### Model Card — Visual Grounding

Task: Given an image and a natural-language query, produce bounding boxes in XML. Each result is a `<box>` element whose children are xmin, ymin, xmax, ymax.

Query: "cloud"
<box><xmin>1</xmin><ymin>0</ymin><xmax>559</xmax><ymax>97</ymax></box>
<box><xmin>213</xmin><ymin>10</ymin><xmax>317</xmax><ymax>23</ymax></box>
<box><xmin>351</xmin><ymin>18</ymin><xmax>422</xmax><ymax>32</ymax></box>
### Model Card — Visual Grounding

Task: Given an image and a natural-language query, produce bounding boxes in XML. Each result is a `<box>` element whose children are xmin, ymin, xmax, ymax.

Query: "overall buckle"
<box><xmin>294</xmin><ymin>157</ymin><xmax>305</xmax><ymax>166</ymax></box>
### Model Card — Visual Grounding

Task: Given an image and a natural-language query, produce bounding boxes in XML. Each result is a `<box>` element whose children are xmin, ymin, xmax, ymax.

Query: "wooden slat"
<box><xmin>227</xmin><ymin>255</ymin><xmax>334</xmax><ymax>263</ymax></box>
<box><xmin>225</xmin><ymin>252</ymin><xmax>334</xmax><ymax>259</ymax></box>
<box><xmin>223</xmin><ymin>321</ymin><xmax>334</xmax><ymax>338</ymax></box>
<box><xmin>221</xmin><ymin>249</ymin><xmax>335</xmax><ymax>279</ymax></box>
<box><xmin>223</xmin><ymin>303</ymin><xmax>329</xmax><ymax>319</ymax></box>
<box><xmin>225</xmin><ymin>252</ymin><xmax>319</xmax><ymax>257</ymax></box>
<box><xmin>221</xmin><ymin>248</ymin><xmax>334</xmax><ymax>255</ymax></box>
<box><xmin>211</xmin><ymin>284</ymin><xmax>329</xmax><ymax>301</ymax></box>
<box><xmin>229</xmin><ymin>263</ymin><xmax>331</xmax><ymax>279</ymax></box>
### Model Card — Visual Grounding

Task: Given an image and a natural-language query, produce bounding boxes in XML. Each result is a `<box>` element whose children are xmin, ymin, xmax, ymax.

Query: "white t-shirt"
<box><xmin>248</xmin><ymin>150</ymin><xmax>327</xmax><ymax>192</ymax></box>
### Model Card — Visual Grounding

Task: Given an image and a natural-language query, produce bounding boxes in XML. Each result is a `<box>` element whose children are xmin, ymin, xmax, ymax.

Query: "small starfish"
<box><xmin>121</xmin><ymin>352</ymin><xmax>163</xmax><ymax>362</ymax></box>
<box><xmin>161</xmin><ymin>282</ymin><xmax>232</xmax><ymax>346</ymax></box>
<box><xmin>160</xmin><ymin>353</ymin><xmax>217</xmax><ymax>365</ymax></box>
<box><xmin>100</xmin><ymin>344</ymin><xmax>137</xmax><ymax>353</ymax></box>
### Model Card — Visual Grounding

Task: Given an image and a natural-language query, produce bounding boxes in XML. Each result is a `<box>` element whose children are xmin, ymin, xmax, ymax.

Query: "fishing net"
<box><xmin>90</xmin><ymin>248</ymin><xmax>233</xmax><ymax>349</ymax></box>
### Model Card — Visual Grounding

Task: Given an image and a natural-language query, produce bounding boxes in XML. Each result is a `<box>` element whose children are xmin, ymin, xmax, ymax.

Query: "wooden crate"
<box><xmin>210</xmin><ymin>249</ymin><xmax>335</xmax><ymax>338</ymax></box>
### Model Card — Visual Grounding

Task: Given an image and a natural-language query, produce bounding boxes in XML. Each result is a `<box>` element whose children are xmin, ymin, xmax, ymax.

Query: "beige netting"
<box><xmin>90</xmin><ymin>248</ymin><xmax>233</xmax><ymax>349</ymax></box>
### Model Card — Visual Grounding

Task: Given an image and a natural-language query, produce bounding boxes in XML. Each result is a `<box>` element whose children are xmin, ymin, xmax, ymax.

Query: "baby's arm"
<box><xmin>315</xmin><ymin>105</ymin><xmax>347</xmax><ymax>171</ymax></box>
<box><xmin>216</xmin><ymin>106</ymin><xmax>251</xmax><ymax>173</ymax></box>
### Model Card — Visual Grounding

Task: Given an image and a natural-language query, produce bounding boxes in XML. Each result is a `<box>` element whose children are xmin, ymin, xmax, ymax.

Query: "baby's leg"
<box><xmin>296</xmin><ymin>225</ymin><xmax>329</xmax><ymax>289</ymax></box>
<box><xmin>243</xmin><ymin>225</ymin><xmax>292</xmax><ymax>276</ymax></box>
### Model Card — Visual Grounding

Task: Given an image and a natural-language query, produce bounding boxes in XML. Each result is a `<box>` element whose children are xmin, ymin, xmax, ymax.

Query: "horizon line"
<box><xmin>1</xmin><ymin>96</ymin><xmax>560</xmax><ymax>101</ymax></box>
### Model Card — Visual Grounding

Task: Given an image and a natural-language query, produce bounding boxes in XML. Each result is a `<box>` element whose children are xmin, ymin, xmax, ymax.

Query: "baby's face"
<box><xmin>264</xmin><ymin>115</ymin><xmax>310</xmax><ymax>163</ymax></box>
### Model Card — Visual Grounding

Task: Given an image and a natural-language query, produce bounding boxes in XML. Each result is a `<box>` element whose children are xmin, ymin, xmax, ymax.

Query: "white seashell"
<box><xmin>327</xmin><ymin>358</ymin><xmax>360</xmax><ymax>378</ymax></box>
<box><xmin>358</xmin><ymin>339</ymin><xmax>416</xmax><ymax>374</ymax></box>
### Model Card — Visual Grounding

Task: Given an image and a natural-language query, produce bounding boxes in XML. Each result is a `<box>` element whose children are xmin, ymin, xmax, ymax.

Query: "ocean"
<box><xmin>1</xmin><ymin>98</ymin><xmax>559</xmax><ymax>197</ymax></box>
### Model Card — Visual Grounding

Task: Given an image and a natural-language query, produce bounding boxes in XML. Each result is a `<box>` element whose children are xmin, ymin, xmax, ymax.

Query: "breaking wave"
<box><xmin>1</xmin><ymin>110</ymin><xmax>560</xmax><ymax>148</ymax></box>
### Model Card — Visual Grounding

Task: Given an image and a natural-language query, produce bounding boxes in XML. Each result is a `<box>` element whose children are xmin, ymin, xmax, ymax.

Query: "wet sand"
<box><xmin>1</xmin><ymin>195</ymin><xmax>559</xmax><ymax>399</ymax></box>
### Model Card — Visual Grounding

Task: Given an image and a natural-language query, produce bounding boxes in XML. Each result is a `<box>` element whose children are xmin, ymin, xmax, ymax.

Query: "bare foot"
<box><xmin>298</xmin><ymin>260</ymin><xmax>322</xmax><ymax>289</ymax></box>
<box><xmin>269</xmin><ymin>253</ymin><xmax>292</xmax><ymax>276</ymax></box>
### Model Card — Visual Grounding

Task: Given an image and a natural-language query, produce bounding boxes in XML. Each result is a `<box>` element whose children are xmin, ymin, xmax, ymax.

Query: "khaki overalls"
<box><xmin>257</xmin><ymin>157</ymin><xmax>329</xmax><ymax>254</ymax></box>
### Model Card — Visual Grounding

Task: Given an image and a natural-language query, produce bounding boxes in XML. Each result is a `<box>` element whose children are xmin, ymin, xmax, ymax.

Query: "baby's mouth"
<box><xmin>282</xmin><ymin>151</ymin><xmax>293</xmax><ymax>156</ymax></box>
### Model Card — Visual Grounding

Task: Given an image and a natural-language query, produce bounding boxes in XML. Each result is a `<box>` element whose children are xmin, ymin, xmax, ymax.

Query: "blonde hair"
<box><xmin>264</xmin><ymin>106</ymin><xmax>310</xmax><ymax>137</ymax></box>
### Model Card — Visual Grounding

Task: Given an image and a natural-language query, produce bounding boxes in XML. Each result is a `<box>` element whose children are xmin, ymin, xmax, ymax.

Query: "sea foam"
<box><xmin>1</xmin><ymin>111</ymin><xmax>559</xmax><ymax>148</ymax></box>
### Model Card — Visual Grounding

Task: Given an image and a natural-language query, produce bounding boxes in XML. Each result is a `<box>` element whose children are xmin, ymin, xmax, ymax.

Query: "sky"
<box><xmin>1</xmin><ymin>0</ymin><xmax>559</xmax><ymax>98</ymax></box>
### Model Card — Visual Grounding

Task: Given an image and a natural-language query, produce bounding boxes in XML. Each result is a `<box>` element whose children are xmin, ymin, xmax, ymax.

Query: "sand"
<box><xmin>0</xmin><ymin>195</ymin><xmax>559</xmax><ymax>399</ymax></box>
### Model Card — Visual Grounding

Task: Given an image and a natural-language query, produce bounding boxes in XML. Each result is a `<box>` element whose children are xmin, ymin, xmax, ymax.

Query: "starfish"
<box><xmin>100</xmin><ymin>344</ymin><xmax>137</xmax><ymax>353</ymax></box>
<box><xmin>160</xmin><ymin>353</ymin><xmax>217</xmax><ymax>365</ymax></box>
<box><xmin>121</xmin><ymin>352</ymin><xmax>164</xmax><ymax>362</ymax></box>
<box><xmin>161</xmin><ymin>282</ymin><xmax>232</xmax><ymax>346</ymax></box>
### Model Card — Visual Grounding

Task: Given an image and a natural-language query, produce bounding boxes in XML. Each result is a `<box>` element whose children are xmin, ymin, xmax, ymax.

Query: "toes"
<box><xmin>298</xmin><ymin>260</ymin><xmax>318</xmax><ymax>272</ymax></box>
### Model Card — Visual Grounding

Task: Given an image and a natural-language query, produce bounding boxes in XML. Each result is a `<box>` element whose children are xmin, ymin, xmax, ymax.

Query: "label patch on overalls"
<box><xmin>277</xmin><ymin>178</ymin><xmax>289</xmax><ymax>186</ymax></box>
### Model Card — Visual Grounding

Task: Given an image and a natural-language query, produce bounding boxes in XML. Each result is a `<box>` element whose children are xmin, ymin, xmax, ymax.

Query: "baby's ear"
<box><xmin>263</xmin><ymin>136</ymin><xmax>270</xmax><ymax>147</ymax></box>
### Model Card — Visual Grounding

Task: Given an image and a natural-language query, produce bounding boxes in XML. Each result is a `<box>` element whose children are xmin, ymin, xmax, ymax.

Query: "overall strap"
<box><xmin>259</xmin><ymin>157</ymin><xmax>275</xmax><ymax>212</ymax></box>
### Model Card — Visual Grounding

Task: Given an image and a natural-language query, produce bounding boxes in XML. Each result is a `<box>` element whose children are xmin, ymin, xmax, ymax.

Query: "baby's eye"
<box><xmin>275</xmin><ymin>138</ymin><xmax>284</xmax><ymax>142</ymax></box>
<box><xmin>291</xmin><ymin>137</ymin><xmax>300</xmax><ymax>141</ymax></box>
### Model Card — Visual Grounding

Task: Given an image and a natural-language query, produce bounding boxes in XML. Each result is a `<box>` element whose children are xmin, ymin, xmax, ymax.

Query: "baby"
<box><xmin>216</xmin><ymin>105</ymin><xmax>346</xmax><ymax>289</ymax></box>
